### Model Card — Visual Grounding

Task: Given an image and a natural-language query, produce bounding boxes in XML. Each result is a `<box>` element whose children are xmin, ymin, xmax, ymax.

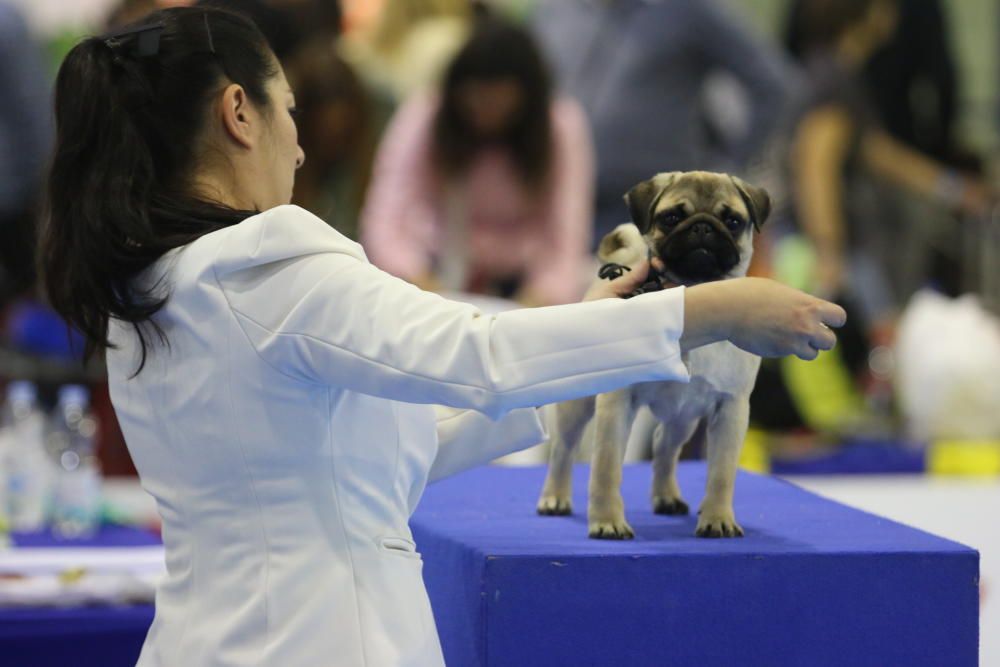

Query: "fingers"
<box><xmin>796</xmin><ymin>345</ymin><xmax>819</xmax><ymax>361</ymax></box>
<box><xmin>582</xmin><ymin>258</ymin><xmax>651</xmax><ymax>301</ymax></box>
<box><xmin>817</xmin><ymin>301</ymin><xmax>847</xmax><ymax>328</ymax></box>
<box><xmin>794</xmin><ymin>320</ymin><xmax>837</xmax><ymax>360</ymax></box>
<box><xmin>789</xmin><ymin>302</ymin><xmax>839</xmax><ymax>360</ymax></box>
<box><xmin>618</xmin><ymin>259</ymin><xmax>650</xmax><ymax>286</ymax></box>
<box><xmin>809</xmin><ymin>324</ymin><xmax>838</xmax><ymax>352</ymax></box>
<box><xmin>606</xmin><ymin>258</ymin><xmax>650</xmax><ymax>296</ymax></box>
<box><xmin>803</xmin><ymin>298</ymin><xmax>844</xmax><ymax>359</ymax></box>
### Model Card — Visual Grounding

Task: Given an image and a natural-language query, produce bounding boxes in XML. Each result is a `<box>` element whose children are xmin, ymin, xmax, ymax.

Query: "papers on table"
<box><xmin>0</xmin><ymin>545</ymin><xmax>165</xmax><ymax>607</ymax></box>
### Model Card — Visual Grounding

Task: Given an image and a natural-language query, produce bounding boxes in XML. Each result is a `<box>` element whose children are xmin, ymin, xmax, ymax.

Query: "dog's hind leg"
<box><xmin>588</xmin><ymin>389</ymin><xmax>638</xmax><ymax>539</ymax></box>
<box><xmin>696</xmin><ymin>397</ymin><xmax>750</xmax><ymax>538</ymax></box>
<box><xmin>650</xmin><ymin>418</ymin><xmax>703</xmax><ymax>516</ymax></box>
<box><xmin>537</xmin><ymin>396</ymin><xmax>594</xmax><ymax>516</ymax></box>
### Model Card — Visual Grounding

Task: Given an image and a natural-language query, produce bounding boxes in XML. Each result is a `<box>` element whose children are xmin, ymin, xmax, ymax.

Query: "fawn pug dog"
<box><xmin>537</xmin><ymin>171</ymin><xmax>770</xmax><ymax>539</ymax></box>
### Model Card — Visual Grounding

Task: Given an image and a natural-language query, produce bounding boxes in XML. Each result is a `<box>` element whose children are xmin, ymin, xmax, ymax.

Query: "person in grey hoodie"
<box><xmin>0</xmin><ymin>3</ymin><xmax>52</xmax><ymax>300</ymax></box>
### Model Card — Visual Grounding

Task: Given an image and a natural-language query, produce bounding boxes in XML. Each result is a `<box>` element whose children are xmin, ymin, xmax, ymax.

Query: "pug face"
<box><xmin>622</xmin><ymin>171</ymin><xmax>771</xmax><ymax>285</ymax></box>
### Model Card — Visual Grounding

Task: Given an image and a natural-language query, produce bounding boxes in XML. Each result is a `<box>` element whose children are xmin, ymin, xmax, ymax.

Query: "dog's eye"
<box><xmin>725</xmin><ymin>216</ymin><xmax>743</xmax><ymax>230</ymax></box>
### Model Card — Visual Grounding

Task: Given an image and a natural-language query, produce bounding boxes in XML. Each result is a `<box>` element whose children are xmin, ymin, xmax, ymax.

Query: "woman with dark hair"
<box><xmin>360</xmin><ymin>17</ymin><xmax>594</xmax><ymax>306</ymax></box>
<box><xmin>39</xmin><ymin>6</ymin><xmax>844</xmax><ymax>664</ymax></box>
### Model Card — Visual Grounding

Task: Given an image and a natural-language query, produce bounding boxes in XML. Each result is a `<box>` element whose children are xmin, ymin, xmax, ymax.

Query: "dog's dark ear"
<box><xmin>731</xmin><ymin>176</ymin><xmax>772</xmax><ymax>231</ymax></box>
<box><xmin>624</xmin><ymin>173</ymin><xmax>675</xmax><ymax>233</ymax></box>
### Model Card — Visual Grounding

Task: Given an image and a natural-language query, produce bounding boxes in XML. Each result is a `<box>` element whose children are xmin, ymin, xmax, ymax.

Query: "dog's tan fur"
<box><xmin>537</xmin><ymin>171</ymin><xmax>770</xmax><ymax>539</ymax></box>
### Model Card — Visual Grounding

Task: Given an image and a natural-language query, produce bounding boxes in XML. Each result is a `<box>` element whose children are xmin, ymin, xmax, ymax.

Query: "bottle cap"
<box><xmin>6</xmin><ymin>381</ymin><xmax>37</xmax><ymax>405</ymax></box>
<box><xmin>58</xmin><ymin>384</ymin><xmax>90</xmax><ymax>408</ymax></box>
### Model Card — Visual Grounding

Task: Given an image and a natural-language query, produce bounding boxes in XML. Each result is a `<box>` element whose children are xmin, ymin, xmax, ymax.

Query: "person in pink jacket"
<box><xmin>360</xmin><ymin>15</ymin><xmax>594</xmax><ymax>307</ymax></box>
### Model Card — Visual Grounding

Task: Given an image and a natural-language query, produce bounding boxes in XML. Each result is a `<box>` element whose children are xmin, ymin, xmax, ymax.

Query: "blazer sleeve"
<box><xmin>214</xmin><ymin>206</ymin><xmax>689</xmax><ymax>420</ymax></box>
<box><xmin>429</xmin><ymin>406</ymin><xmax>547</xmax><ymax>483</ymax></box>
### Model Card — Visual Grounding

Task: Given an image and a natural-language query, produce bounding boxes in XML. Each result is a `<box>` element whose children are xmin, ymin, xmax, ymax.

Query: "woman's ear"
<box><xmin>220</xmin><ymin>83</ymin><xmax>255</xmax><ymax>150</ymax></box>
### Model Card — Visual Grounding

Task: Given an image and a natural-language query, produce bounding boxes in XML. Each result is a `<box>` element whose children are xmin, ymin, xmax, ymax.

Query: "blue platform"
<box><xmin>410</xmin><ymin>462</ymin><xmax>979</xmax><ymax>667</ymax></box>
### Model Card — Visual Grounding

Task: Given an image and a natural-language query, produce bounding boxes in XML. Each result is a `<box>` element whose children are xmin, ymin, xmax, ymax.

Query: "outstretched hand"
<box><xmin>581</xmin><ymin>263</ymin><xmax>845</xmax><ymax>361</ymax></box>
<box><xmin>682</xmin><ymin>277</ymin><xmax>846</xmax><ymax>360</ymax></box>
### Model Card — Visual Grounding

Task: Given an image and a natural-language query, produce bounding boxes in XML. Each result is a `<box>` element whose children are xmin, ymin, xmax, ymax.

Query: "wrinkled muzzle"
<box><xmin>656</xmin><ymin>213</ymin><xmax>740</xmax><ymax>282</ymax></box>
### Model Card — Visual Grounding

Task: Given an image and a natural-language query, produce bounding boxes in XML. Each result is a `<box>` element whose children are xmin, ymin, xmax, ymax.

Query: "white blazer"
<box><xmin>107</xmin><ymin>206</ymin><xmax>689</xmax><ymax>666</ymax></box>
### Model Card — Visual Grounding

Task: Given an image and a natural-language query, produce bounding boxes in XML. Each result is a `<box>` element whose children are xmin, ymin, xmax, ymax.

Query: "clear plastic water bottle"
<box><xmin>0</xmin><ymin>381</ymin><xmax>51</xmax><ymax>532</ymax></box>
<box><xmin>49</xmin><ymin>385</ymin><xmax>102</xmax><ymax>538</ymax></box>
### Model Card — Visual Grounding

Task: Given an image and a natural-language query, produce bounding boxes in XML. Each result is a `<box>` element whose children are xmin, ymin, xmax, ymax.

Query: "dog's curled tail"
<box><xmin>597</xmin><ymin>223</ymin><xmax>647</xmax><ymax>267</ymax></box>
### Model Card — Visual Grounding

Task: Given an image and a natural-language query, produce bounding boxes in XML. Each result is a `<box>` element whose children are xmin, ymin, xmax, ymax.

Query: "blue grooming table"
<box><xmin>411</xmin><ymin>463</ymin><xmax>979</xmax><ymax>667</ymax></box>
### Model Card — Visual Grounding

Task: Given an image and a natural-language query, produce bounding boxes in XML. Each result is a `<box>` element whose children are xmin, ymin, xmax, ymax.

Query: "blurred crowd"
<box><xmin>1</xmin><ymin>0</ymin><xmax>998</xmax><ymax>470</ymax></box>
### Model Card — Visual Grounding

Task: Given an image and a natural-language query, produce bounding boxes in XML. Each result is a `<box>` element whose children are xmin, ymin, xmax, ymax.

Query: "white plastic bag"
<box><xmin>896</xmin><ymin>289</ymin><xmax>1000</xmax><ymax>440</ymax></box>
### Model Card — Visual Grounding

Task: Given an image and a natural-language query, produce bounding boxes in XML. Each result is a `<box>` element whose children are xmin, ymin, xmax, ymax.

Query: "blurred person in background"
<box><xmin>530</xmin><ymin>0</ymin><xmax>791</xmax><ymax>250</ymax></box>
<box><xmin>786</xmin><ymin>0</ymin><xmax>959</xmax><ymax>163</ymax></box>
<box><xmin>287</xmin><ymin>41</ymin><xmax>386</xmax><ymax>239</ymax></box>
<box><xmin>785</xmin><ymin>0</ymin><xmax>979</xmax><ymax>301</ymax></box>
<box><xmin>339</xmin><ymin>0</ymin><xmax>471</xmax><ymax>104</ymax></box>
<box><xmin>107</xmin><ymin>0</ymin><xmax>162</xmax><ymax>29</ymax></box>
<box><xmin>784</xmin><ymin>0</ymin><xmax>989</xmax><ymax>333</ymax></box>
<box><xmin>749</xmin><ymin>0</ymin><xmax>992</xmax><ymax>436</ymax></box>
<box><xmin>268</xmin><ymin>0</ymin><xmax>342</xmax><ymax>47</ymax></box>
<box><xmin>198</xmin><ymin>0</ymin><xmax>312</xmax><ymax>60</ymax></box>
<box><xmin>0</xmin><ymin>3</ymin><xmax>53</xmax><ymax>307</ymax></box>
<box><xmin>360</xmin><ymin>15</ymin><xmax>594</xmax><ymax>307</ymax></box>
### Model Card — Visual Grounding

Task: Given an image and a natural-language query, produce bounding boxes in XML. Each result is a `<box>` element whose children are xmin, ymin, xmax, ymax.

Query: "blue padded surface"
<box><xmin>411</xmin><ymin>462</ymin><xmax>979</xmax><ymax>667</ymax></box>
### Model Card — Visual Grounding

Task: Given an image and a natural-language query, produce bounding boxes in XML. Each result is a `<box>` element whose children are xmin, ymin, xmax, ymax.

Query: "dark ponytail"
<box><xmin>39</xmin><ymin>7</ymin><xmax>277</xmax><ymax>373</ymax></box>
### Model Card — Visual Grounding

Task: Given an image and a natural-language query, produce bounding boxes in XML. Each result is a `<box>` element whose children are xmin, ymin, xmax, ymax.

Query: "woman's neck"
<box><xmin>190</xmin><ymin>166</ymin><xmax>256</xmax><ymax>211</ymax></box>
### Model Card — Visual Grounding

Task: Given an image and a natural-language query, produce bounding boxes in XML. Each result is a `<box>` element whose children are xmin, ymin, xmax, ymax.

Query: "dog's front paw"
<box><xmin>652</xmin><ymin>496</ymin><xmax>690</xmax><ymax>516</ymax></box>
<box><xmin>588</xmin><ymin>495</ymin><xmax>633</xmax><ymax>539</ymax></box>
<box><xmin>537</xmin><ymin>495</ymin><xmax>573</xmax><ymax>516</ymax></box>
<box><xmin>695</xmin><ymin>509</ymin><xmax>744</xmax><ymax>538</ymax></box>
<box><xmin>588</xmin><ymin>518</ymin><xmax>635</xmax><ymax>540</ymax></box>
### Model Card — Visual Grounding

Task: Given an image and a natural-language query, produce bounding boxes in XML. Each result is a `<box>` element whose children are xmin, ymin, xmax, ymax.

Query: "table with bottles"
<box><xmin>0</xmin><ymin>380</ymin><xmax>159</xmax><ymax>667</ymax></box>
